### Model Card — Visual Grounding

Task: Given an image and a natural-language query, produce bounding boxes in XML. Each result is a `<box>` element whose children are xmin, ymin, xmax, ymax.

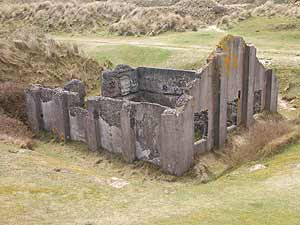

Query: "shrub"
<box><xmin>0</xmin><ymin>82</ymin><xmax>27</xmax><ymax>123</ymax></box>
<box><xmin>0</xmin><ymin>114</ymin><xmax>34</xmax><ymax>149</ymax></box>
<box><xmin>221</xmin><ymin>114</ymin><xmax>296</xmax><ymax>167</ymax></box>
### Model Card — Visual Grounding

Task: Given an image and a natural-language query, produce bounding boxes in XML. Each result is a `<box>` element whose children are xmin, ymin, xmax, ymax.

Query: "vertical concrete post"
<box><xmin>85</xmin><ymin>97</ymin><xmax>101</xmax><ymax>151</ymax></box>
<box><xmin>160</xmin><ymin>95</ymin><xmax>194</xmax><ymax>176</ymax></box>
<box><xmin>236</xmin><ymin>38</ymin><xmax>246</xmax><ymax>126</ymax></box>
<box><xmin>242</xmin><ymin>45</ymin><xmax>256</xmax><ymax>127</ymax></box>
<box><xmin>120</xmin><ymin>102</ymin><xmax>136</xmax><ymax>163</ymax></box>
<box><xmin>265</xmin><ymin>69</ymin><xmax>278</xmax><ymax>113</ymax></box>
<box><xmin>206</xmin><ymin>62</ymin><xmax>215</xmax><ymax>151</ymax></box>
<box><xmin>64</xmin><ymin>79</ymin><xmax>86</xmax><ymax>107</ymax></box>
<box><xmin>53</xmin><ymin>89</ymin><xmax>71</xmax><ymax>142</ymax></box>
<box><xmin>216</xmin><ymin>53</ymin><xmax>228</xmax><ymax>147</ymax></box>
<box><xmin>25</xmin><ymin>85</ymin><xmax>43</xmax><ymax>133</ymax></box>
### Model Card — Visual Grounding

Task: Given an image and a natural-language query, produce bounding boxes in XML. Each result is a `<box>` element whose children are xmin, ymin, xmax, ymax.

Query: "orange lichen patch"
<box><xmin>233</xmin><ymin>52</ymin><xmax>238</xmax><ymax>70</ymax></box>
<box><xmin>224</xmin><ymin>54</ymin><xmax>231</xmax><ymax>76</ymax></box>
<box><xmin>217</xmin><ymin>35</ymin><xmax>240</xmax><ymax>77</ymax></box>
<box><xmin>217</xmin><ymin>35</ymin><xmax>234</xmax><ymax>52</ymax></box>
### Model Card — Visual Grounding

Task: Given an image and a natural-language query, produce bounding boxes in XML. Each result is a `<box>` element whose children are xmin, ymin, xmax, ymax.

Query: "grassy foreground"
<box><xmin>1</xmin><ymin>140</ymin><xmax>300</xmax><ymax>225</ymax></box>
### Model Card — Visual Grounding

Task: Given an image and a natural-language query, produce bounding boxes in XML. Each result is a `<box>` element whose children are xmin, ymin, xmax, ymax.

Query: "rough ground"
<box><xmin>1</xmin><ymin>140</ymin><xmax>300</xmax><ymax>224</ymax></box>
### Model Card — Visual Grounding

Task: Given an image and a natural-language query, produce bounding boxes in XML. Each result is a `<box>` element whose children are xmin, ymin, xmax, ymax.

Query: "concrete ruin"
<box><xmin>25</xmin><ymin>35</ymin><xmax>278</xmax><ymax>176</ymax></box>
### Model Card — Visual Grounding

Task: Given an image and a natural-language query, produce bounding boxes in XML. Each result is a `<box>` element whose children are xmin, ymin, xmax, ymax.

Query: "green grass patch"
<box><xmin>87</xmin><ymin>44</ymin><xmax>208</xmax><ymax>69</ymax></box>
<box><xmin>228</xmin><ymin>17</ymin><xmax>300</xmax><ymax>50</ymax></box>
<box><xmin>88</xmin><ymin>44</ymin><xmax>173</xmax><ymax>68</ymax></box>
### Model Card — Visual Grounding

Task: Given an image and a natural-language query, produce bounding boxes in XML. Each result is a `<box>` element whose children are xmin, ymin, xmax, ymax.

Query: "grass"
<box><xmin>86</xmin><ymin>44</ymin><xmax>208</xmax><ymax>69</ymax></box>
<box><xmin>228</xmin><ymin>17</ymin><xmax>300</xmax><ymax>50</ymax></box>
<box><xmin>1</xmin><ymin>140</ymin><xmax>300</xmax><ymax>225</ymax></box>
<box><xmin>88</xmin><ymin>44</ymin><xmax>173</xmax><ymax>67</ymax></box>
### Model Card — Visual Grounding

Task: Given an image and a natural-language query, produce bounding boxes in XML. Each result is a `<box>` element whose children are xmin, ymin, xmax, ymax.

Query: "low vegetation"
<box><xmin>109</xmin><ymin>8</ymin><xmax>197</xmax><ymax>36</ymax></box>
<box><xmin>221</xmin><ymin>114</ymin><xmax>299</xmax><ymax>167</ymax></box>
<box><xmin>0</xmin><ymin>115</ymin><xmax>34</xmax><ymax>149</ymax></box>
<box><xmin>0</xmin><ymin>0</ymin><xmax>229</xmax><ymax>36</ymax></box>
<box><xmin>219</xmin><ymin>1</ymin><xmax>300</xmax><ymax>29</ymax></box>
<box><xmin>0</xmin><ymin>29</ymin><xmax>104</xmax><ymax>91</ymax></box>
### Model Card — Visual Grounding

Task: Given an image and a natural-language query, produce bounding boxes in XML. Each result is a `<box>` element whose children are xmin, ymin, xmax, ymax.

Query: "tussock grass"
<box><xmin>0</xmin><ymin>1</ymin><xmax>136</xmax><ymax>33</ymax></box>
<box><xmin>109</xmin><ymin>7</ymin><xmax>198</xmax><ymax>36</ymax></box>
<box><xmin>0</xmin><ymin>28</ymin><xmax>104</xmax><ymax>92</ymax></box>
<box><xmin>0</xmin><ymin>82</ymin><xmax>27</xmax><ymax>123</ymax></box>
<box><xmin>218</xmin><ymin>0</ymin><xmax>300</xmax><ymax>29</ymax></box>
<box><xmin>0</xmin><ymin>0</ymin><xmax>229</xmax><ymax>36</ymax></box>
<box><xmin>0</xmin><ymin>115</ymin><xmax>34</xmax><ymax>149</ymax></box>
<box><xmin>221</xmin><ymin>113</ymin><xmax>298</xmax><ymax>167</ymax></box>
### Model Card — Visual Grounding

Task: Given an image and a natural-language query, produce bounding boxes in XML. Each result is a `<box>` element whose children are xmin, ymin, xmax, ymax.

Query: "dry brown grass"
<box><xmin>220</xmin><ymin>114</ymin><xmax>298</xmax><ymax>167</ymax></box>
<box><xmin>0</xmin><ymin>114</ymin><xmax>34</xmax><ymax>149</ymax></box>
<box><xmin>0</xmin><ymin>0</ymin><xmax>230</xmax><ymax>35</ymax></box>
<box><xmin>0</xmin><ymin>82</ymin><xmax>27</xmax><ymax>123</ymax></box>
<box><xmin>0</xmin><ymin>28</ymin><xmax>104</xmax><ymax>92</ymax></box>
<box><xmin>218</xmin><ymin>1</ymin><xmax>300</xmax><ymax>28</ymax></box>
<box><xmin>109</xmin><ymin>7</ymin><xmax>198</xmax><ymax>36</ymax></box>
<box><xmin>0</xmin><ymin>1</ymin><xmax>135</xmax><ymax>33</ymax></box>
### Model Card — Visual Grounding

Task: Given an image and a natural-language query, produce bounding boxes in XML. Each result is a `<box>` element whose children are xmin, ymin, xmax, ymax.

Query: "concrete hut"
<box><xmin>25</xmin><ymin>35</ymin><xmax>278</xmax><ymax>176</ymax></box>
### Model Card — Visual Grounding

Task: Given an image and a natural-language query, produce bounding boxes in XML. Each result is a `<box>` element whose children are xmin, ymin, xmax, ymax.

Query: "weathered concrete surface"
<box><xmin>217</xmin><ymin>53</ymin><xmax>228</xmax><ymax>148</ymax></box>
<box><xmin>25</xmin><ymin>35</ymin><xmax>279</xmax><ymax>176</ymax></box>
<box><xmin>64</xmin><ymin>79</ymin><xmax>86</xmax><ymax>106</ymax></box>
<box><xmin>102</xmin><ymin>65</ymin><xmax>138</xmax><ymax>98</ymax></box>
<box><xmin>86</xmin><ymin>97</ymin><xmax>101</xmax><ymax>151</ymax></box>
<box><xmin>160</xmin><ymin>95</ymin><xmax>194</xmax><ymax>176</ymax></box>
<box><xmin>134</xmin><ymin>102</ymin><xmax>167</xmax><ymax>165</ymax></box>
<box><xmin>120</xmin><ymin>102</ymin><xmax>137</xmax><ymax>163</ymax></box>
<box><xmin>69</xmin><ymin>107</ymin><xmax>88</xmax><ymax>143</ymax></box>
<box><xmin>139</xmin><ymin>91</ymin><xmax>179</xmax><ymax>108</ymax></box>
<box><xmin>242</xmin><ymin>45</ymin><xmax>256</xmax><ymax>127</ymax></box>
<box><xmin>97</xmin><ymin>97</ymin><xmax>124</xmax><ymax>154</ymax></box>
<box><xmin>265</xmin><ymin>69</ymin><xmax>278</xmax><ymax>113</ymax></box>
<box><xmin>25</xmin><ymin>84</ymin><xmax>43</xmax><ymax>133</ymax></box>
<box><xmin>137</xmin><ymin>67</ymin><xmax>198</xmax><ymax>96</ymax></box>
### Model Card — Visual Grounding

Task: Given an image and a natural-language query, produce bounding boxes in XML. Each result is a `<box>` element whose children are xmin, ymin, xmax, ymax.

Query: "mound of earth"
<box><xmin>109</xmin><ymin>7</ymin><xmax>198</xmax><ymax>36</ymax></box>
<box><xmin>0</xmin><ymin>1</ymin><xmax>135</xmax><ymax>33</ymax></box>
<box><xmin>0</xmin><ymin>28</ymin><xmax>107</xmax><ymax>125</ymax></box>
<box><xmin>0</xmin><ymin>29</ymin><xmax>103</xmax><ymax>91</ymax></box>
<box><xmin>0</xmin><ymin>0</ymin><xmax>231</xmax><ymax>36</ymax></box>
<box><xmin>218</xmin><ymin>1</ymin><xmax>300</xmax><ymax>29</ymax></box>
<box><xmin>173</xmin><ymin>0</ymin><xmax>229</xmax><ymax>23</ymax></box>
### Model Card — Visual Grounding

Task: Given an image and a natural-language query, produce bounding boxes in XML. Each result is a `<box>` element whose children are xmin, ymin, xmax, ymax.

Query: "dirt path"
<box><xmin>53</xmin><ymin>35</ymin><xmax>300</xmax><ymax>67</ymax></box>
<box><xmin>53</xmin><ymin>36</ymin><xmax>213</xmax><ymax>52</ymax></box>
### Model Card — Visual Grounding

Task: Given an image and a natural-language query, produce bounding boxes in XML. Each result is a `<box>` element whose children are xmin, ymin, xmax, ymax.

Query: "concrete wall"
<box><xmin>102</xmin><ymin>66</ymin><xmax>198</xmax><ymax>108</ymax></box>
<box><xmin>69</xmin><ymin>107</ymin><xmax>88</xmax><ymax>143</ymax></box>
<box><xmin>160</xmin><ymin>95</ymin><xmax>194</xmax><ymax>176</ymax></box>
<box><xmin>134</xmin><ymin>102</ymin><xmax>167</xmax><ymax>165</ymax></box>
<box><xmin>25</xmin><ymin>35</ymin><xmax>279</xmax><ymax>176</ymax></box>
<box><xmin>102</xmin><ymin>65</ymin><xmax>138</xmax><ymax>98</ymax></box>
